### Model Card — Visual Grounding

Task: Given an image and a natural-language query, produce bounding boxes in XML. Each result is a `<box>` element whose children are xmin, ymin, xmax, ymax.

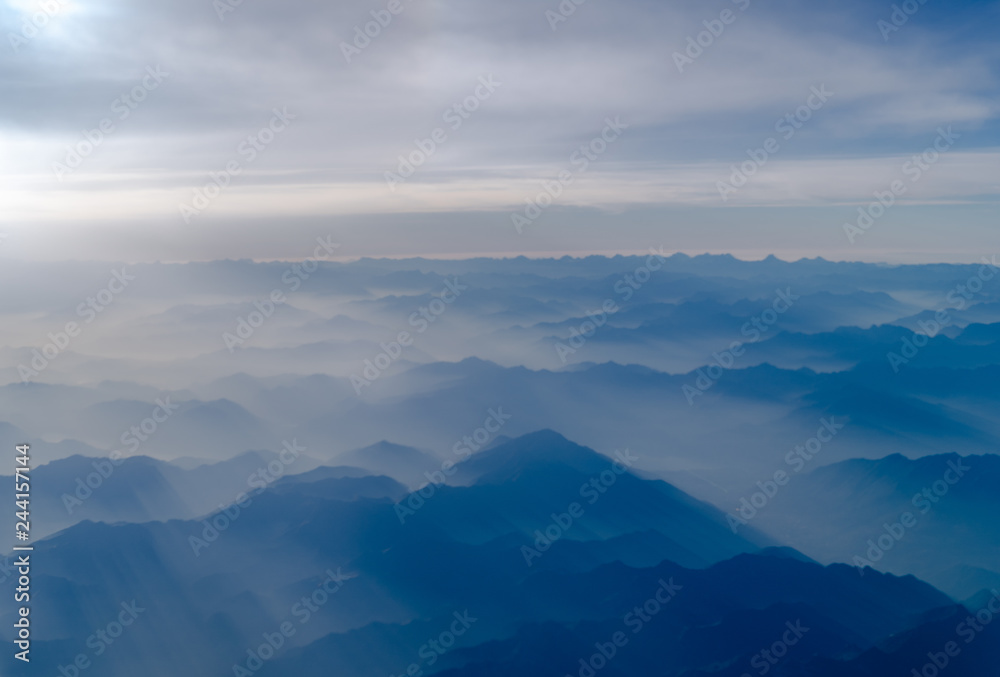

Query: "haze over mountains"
<box><xmin>2</xmin><ymin>253</ymin><xmax>998</xmax><ymax>676</ymax></box>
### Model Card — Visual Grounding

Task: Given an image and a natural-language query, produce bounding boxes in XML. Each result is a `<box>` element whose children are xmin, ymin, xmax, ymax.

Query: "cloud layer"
<box><xmin>1</xmin><ymin>0</ymin><xmax>998</xmax><ymax>261</ymax></box>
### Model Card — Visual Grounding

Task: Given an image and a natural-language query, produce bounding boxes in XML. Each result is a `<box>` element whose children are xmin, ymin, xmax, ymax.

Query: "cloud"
<box><xmin>1</xmin><ymin>0</ymin><xmax>998</xmax><ymax>259</ymax></box>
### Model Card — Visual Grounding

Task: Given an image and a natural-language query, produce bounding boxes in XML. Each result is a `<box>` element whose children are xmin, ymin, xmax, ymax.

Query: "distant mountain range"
<box><xmin>751</xmin><ymin>452</ymin><xmax>1000</xmax><ymax>599</ymax></box>
<box><xmin>3</xmin><ymin>431</ymin><xmax>997</xmax><ymax>677</ymax></box>
<box><xmin>2</xmin><ymin>254</ymin><xmax>999</xmax><ymax>675</ymax></box>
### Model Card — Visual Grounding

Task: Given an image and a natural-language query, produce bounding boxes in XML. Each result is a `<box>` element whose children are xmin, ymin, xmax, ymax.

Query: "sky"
<box><xmin>1</xmin><ymin>0</ymin><xmax>998</xmax><ymax>263</ymax></box>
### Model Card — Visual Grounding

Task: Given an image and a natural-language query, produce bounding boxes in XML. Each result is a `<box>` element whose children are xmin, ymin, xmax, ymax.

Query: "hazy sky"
<box><xmin>1</xmin><ymin>0</ymin><xmax>998</xmax><ymax>262</ymax></box>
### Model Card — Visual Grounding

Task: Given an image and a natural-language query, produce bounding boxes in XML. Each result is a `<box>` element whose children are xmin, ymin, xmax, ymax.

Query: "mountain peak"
<box><xmin>454</xmin><ymin>429</ymin><xmax>623</xmax><ymax>485</ymax></box>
